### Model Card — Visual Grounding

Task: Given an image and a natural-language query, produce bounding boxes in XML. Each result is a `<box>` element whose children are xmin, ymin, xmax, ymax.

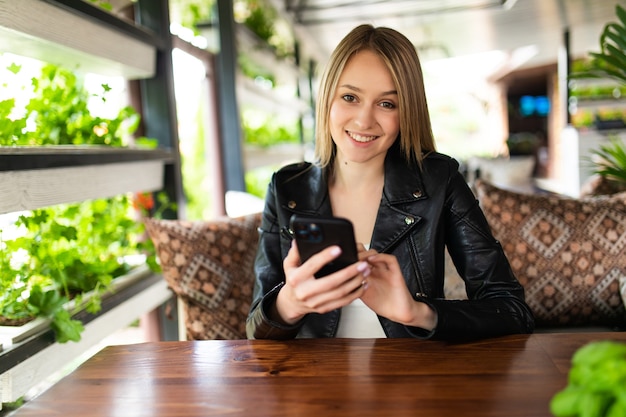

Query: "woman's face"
<box><xmin>329</xmin><ymin>49</ymin><xmax>400</xmax><ymax>166</ymax></box>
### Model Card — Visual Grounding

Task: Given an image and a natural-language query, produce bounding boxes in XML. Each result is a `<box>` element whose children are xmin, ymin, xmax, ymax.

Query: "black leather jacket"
<box><xmin>246</xmin><ymin>145</ymin><xmax>535</xmax><ymax>340</ymax></box>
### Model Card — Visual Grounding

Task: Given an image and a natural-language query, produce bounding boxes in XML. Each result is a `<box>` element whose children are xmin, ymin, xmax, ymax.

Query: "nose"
<box><xmin>354</xmin><ymin>105</ymin><xmax>375</xmax><ymax>129</ymax></box>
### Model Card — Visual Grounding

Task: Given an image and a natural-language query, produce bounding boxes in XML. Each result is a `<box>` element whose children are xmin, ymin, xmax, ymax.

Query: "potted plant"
<box><xmin>506</xmin><ymin>131</ymin><xmax>540</xmax><ymax>157</ymax></box>
<box><xmin>586</xmin><ymin>138</ymin><xmax>626</xmax><ymax>194</ymax></box>
<box><xmin>574</xmin><ymin>4</ymin><xmax>626</xmax><ymax>194</ymax></box>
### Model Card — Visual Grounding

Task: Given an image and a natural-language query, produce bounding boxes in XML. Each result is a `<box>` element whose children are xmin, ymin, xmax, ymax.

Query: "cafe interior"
<box><xmin>1</xmin><ymin>0</ymin><xmax>626</xmax><ymax>416</ymax></box>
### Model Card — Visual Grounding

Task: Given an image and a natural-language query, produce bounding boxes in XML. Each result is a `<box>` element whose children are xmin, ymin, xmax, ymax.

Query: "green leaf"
<box><xmin>6</xmin><ymin>62</ymin><xmax>21</xmax><ymax>74</ymax></box>
<box><xmin>616</xmin><ymin>4</ymin><xmax>626</xmax><ymax>27</ymax></box>
<box><xmin>578</xmin><ymin>4</ymin><xmax>626</xmax><ymax>86</ymax></box>
<box><xmin>28</xmin><ymin>286</ymin><xmax>67</xmax><ymax>316</ymax></box>
<box><xmin>51</xmin><ymin>310</ymin><xmax>84</xmax><ymax>343</ymax></box>
<box><xmin>0</xmin><ymin>56</ymin><xmax>160</xmax><ymax>343</ymax></box>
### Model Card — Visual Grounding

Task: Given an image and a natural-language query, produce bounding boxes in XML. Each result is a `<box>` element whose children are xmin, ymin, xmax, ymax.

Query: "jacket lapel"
<box><xmin>371</xmin><ymin>146</ymin><xmax>429</xmax><ymax>253</ymax></box>
<box><xmin>277</xmin><ymin>146</ymin><xmax>430</xmax><ymax>253</ymax></box>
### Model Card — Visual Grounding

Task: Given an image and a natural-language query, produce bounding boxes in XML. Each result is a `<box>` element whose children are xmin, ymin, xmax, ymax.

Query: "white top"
<box><xmin>335</xmin><ymin>298</ymin><xmax>387</xmax><ymax>338</ymax></box>
<box><xmin>335</xmin><ymin>243</ymin><xmax>387</xmax><ymax>338</ymax></box>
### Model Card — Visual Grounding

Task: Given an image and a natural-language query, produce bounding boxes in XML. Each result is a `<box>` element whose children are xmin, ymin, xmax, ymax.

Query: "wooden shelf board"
<box><xmin>0</xmin><ymin>0</ymin><xmax>156</xmax><ymax>78</ymax></box>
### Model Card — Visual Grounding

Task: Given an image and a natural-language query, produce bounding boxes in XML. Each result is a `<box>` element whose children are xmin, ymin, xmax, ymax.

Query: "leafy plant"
<box><xmin>572</xmin><ymin>4</ymin><xmax>626</xmax><ymax>84</ymax></box>
<box><xmin>0</xmin><ymin>195</ymin><xmax>162</xmax><ymax>342</ymax></box>
<box><xmin>1</xmin><ymin>63</ymin><xmax>140</xmax><ymax>146</ymax></box>
<box><xmin>588</xmin><ymin>138</ymin><xmax>626</xmax><ymax>192</ymax></box>
<box><xmin>574</xmin><ymin>4</ymin><xmax>626</xmax><ymax>193</ymax></box>
<box><xmin>0</xmin><ymin>58</ymin><xmax>165</xmax><ymax>342</ymax></box>
<box><xmin>242</xmin><ymin>114</ymin><xmax>299</xmax><ymax>148</ymax></box>
<box><xmin>506</xmin><ymin>132</ymin><xmax>540</xmax><ymax>156</ymax></box>
<box><xmin>550</xmin><ymin>340</ymin><xmax>626</xmax><ymax>417</ymax></box>
<box><xmin>169</xmin><ymin>0</ymin><xmax>216</xmax><ymax>35</ymax></box>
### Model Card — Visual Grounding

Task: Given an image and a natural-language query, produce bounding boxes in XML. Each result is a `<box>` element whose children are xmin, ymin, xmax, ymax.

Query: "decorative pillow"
<box><xmin>474</xmin><ymin>179</ymin><xmax>626</xmax><ymax>328</ymax></box>
<box><xmin>144</xmin><ymin>213</ymin><xmax>262</xmax><ymax>340</ymax></box>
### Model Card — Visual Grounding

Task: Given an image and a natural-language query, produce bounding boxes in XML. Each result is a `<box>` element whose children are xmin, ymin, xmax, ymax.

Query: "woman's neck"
<box><xmin>330</xmin><ymin>154</ymin><xmax>385</xmax><ymax>191</ymax></box>
<box><xmin>329</xmin><ymin>157</ymin><xmax>385</xmax><ymax>245</ymax></box>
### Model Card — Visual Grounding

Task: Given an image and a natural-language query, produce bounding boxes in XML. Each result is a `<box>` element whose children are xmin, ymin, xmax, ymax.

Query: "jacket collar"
<box><xmin>279</xmin><ymin>143</ymin><xmax>429</xmax><ymax>251</ymax></box>
<box><xmin>382</xmin><ymin>142</ymin><xmax>428</xmax><ymax>204</ymax></box>
<box><xmin>372</xmin><ymin>144</ymin><xmax>429</xmax><ymax>252</ymax></box>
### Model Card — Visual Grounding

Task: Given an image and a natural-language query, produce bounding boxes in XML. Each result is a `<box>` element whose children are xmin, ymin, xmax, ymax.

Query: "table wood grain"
<box><xmin>10</xmin><ymin>332</ymin><xmax>626</xmax><ymax>417</ymax></box>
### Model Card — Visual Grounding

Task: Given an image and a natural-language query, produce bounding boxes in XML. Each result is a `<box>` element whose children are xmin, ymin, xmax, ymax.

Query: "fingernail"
<box><xmin>356</xmin><ymin>262</ymin><xmax>368</xmax><ymax>272</ymax></box>
<box><xmin>362</xmin><ymin>268</ymin><xmax>371</xmax><ymax>277</ymax></box>
<box><xmin>330</xmin><ymin>246</ymin><xmax>342</xmax><ymax>256</ymax></box>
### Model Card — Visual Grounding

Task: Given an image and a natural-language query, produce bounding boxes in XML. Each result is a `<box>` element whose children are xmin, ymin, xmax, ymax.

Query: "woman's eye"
<box><xmin>342</xmin><ymin>94</ymin><xmax>356</xmax><ymax>102</ymax></box>
<box><xmin>380</xmin><ymin>101</ymin><xmax>396</xmax><ymax>109</ymax></box>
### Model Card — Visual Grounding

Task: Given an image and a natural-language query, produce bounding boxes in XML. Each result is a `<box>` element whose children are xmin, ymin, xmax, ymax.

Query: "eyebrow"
<box><xmin>339</xmin><ymin>84</ymin><xmax>397</xmax><ymax>96</ymax></box>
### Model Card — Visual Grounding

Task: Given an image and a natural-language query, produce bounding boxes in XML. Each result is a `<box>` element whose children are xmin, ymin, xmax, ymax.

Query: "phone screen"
<box><xmin>289</xmin><ymin>215</ymin><xmax>358</xmax><ymax>278</ymax></box>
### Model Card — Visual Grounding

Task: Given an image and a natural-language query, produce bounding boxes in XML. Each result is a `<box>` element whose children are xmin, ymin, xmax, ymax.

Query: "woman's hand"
<box><xmin>272</xmin><ymin>240</ymin><xmax>371</xmax><ymax>325</ymax></box>
<box><xmin>360</xmin><ymin>251</ymin><xmax>438</xmax><ymax>331</ymax></box>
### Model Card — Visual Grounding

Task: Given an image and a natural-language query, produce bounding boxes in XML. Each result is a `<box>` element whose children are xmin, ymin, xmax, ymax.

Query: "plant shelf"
<box><xmin>0</xmin><ymin>264</ymin><xmax>155</xmax><ymax>347</ymax></box>
<box><xmin>0</xmin><ymin>146</ymin><xmax>173</xmax><ymax>215</ymax></box>
<box><xmin>0</xmin><ymin>0</ymin><xmax>158</xmax><ymax>79</ymax></box>
<box><xmin>0</xmin><ymin>266</ymin><xmax>173</xmax><ymax>405</ymax></box>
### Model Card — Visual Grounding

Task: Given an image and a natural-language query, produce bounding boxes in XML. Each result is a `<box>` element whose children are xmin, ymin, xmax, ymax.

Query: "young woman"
<box><xmin>246</xmin><ymin>24</ymin><xmax>535</xmax><ymax>340</ymax></box>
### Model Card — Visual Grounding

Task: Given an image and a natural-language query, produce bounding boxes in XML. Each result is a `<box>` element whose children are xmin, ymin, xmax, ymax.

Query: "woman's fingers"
<box><xmin>366</xmin><ymin>252</ymin><xmax>399</xmax><ymax>272</ymax></box>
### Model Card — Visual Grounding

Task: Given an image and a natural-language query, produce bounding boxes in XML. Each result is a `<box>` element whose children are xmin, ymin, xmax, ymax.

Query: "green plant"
<box><xmin>242</xmin><ymin>113</ymin><xmax>299</xmax><ymax>147</ymax></box>
<box><xmin>550</xmin><ymin>340</ymin><xmax>626</xmax><ymax>417</ymax></box>
<box><xmin>0</xmin><ymin>196</ymin><xmax>153</xmax><ymax>342</ymax></box>
<box><xmin>0</xmin><ymin>58</ymin><xmax>164</xmax><ymax>342</ymax></box>
<box><xmin>589</xmin><ymin>138</ymin><xmax>626</xmax><ymax>192</ymax></box>
<box><xmin>574</xmin><ymin>4</ymin><xmax>626</xmax><ymax>193</ymax></box>
<box><xmin>572</xmin><ymin>5</ymin><xmax>626</xmax><ymax>84</ymax></box>
<box><xmin>169</xmin><ymin>0</ymin><xmax>216</xmax><ymax>35</ymax></box>
<box><xmin>506</xmin><ymin>132</ymin><xmax>540</xmax><ymax>156</ymax></box>
<box><xmin>1</xmin><ymin>63</ymin><xmax>141</xmax><ymax>146</ymax></box>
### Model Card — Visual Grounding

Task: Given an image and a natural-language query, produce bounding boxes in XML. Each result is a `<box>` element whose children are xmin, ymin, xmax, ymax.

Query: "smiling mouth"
<box><xmin>347</xmin><ymin>131</ymin><xmax>378</xmax><ymax>143</ymax></box>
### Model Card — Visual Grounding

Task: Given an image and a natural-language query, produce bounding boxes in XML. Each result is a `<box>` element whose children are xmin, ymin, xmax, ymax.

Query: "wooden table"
<box><xmin>10</xmin><ymin>332</ymin><xmax>626</xmax><ymax>417</ymax></box>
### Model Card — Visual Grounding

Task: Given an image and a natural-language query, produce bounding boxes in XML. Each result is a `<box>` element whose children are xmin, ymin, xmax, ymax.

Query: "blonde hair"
<box><xmin>314</xmin><ymin>24</ymin><xmax>436</xmax><ymax>169</ymax></box>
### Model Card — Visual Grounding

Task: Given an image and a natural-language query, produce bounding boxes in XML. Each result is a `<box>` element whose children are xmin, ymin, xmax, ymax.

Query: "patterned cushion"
<box><xmin>474</xmin><ymin>179</ymin><xmax>626</xmax><ymax>328</ymax></box>
<box><xmin>144</xmin><ymin>213</ymin><xmax>261</xmax><ymax>340</ymax></box>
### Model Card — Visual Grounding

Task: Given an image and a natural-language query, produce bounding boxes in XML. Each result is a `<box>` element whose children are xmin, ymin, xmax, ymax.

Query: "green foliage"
<box><xmin>242</xmin><ymin>0</ymin><xmax>275</xmax><ymax>43</ymax></box>
<box><xmin>574</xmin><ymin>4</ymin><xmax>626</xmax><ymax>192</ymax></box>
<box><xmin>179</xmin><ymin>98</ymin><xmax>213</xmax><ymax>221</ymax></box>
<box><xmin>0</xmin><ymin>194</ymin><xmax>158</xmax><ymax>343</ymax></box>
<box><xmin>238</xmin><ymin>0</ymin><xmax>293</xmax><ymax>59</ymax></box>
<box><xmin>506</xmin><ymin>132</ymin><xmax>540</xmax><ymax>156</ymax></box>
<box><xmin>572</xmin><ymin>4</ymin><xmax>626</xmax><ymax>85</ymax></box>
<box><xmin>87</xmin><ymin>0</ymin><xmax>113</xmax><ymax>12</ymax></box>
<box><xmin>242</xmin><ymin>115</ymin><xmax>300</xmax><ymax>199</ymax></box>
<box><xmin>238</xmin><ymin>54</ymin><xmax>275</xmax><ymax>86</ymax></box>
<box><xmin>0</xmin><ymin>64</ymin><xmax>142</xmax><ymax>146</ymax></box>
<box><xmin>169</xmin><ymin>0</ymin><xmax>216</xmax><ymax>34</ymax></box>
<box><xmin>550</xmin><ymin>341</ymin><xmax>626</xmax><ymax>417</ymax></box>
<box><xmin>0</xmin><ymin>58</ymin><xmax>163</xmax><ymax>343</ymax></box>
<box><xmin>589</xmin><ymin>138</ymin><xmax>626</xmax><ymax>190</ymax></box>
<box><xmin>245</xmin><ymin>166</ymin><xmax>274</xmax><ymax>199</ymax></box>
<box><xmin>242</xmin><ymin>115</ymin><xmax>299</xmax><ymax>148</ymax></box>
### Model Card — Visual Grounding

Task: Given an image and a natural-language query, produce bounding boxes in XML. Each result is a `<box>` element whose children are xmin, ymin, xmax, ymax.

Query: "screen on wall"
<box><xmin>518</xmin><ymin>95</ymin><xmax>550</xmax><ymax>117</ymax></box>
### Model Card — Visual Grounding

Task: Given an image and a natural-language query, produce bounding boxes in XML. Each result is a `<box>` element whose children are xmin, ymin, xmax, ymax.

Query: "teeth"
<box><xmin>348</xmin><ymin>131</ymin><xmax>377</xmax><ymax>142</ymax></box>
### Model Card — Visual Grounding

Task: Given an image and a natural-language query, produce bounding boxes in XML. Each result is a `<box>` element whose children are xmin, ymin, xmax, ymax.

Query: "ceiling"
<box><xmin>273</xmin><ymin>0</ymin><xmax>626</xmax><ymax>77</ymax></box>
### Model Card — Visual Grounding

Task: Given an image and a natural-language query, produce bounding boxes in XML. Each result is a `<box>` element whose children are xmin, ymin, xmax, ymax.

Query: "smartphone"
<box><xmin>289</xmin><ymin>215</ymin><xmax>359</xmax><ymax>278</ymax></box>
